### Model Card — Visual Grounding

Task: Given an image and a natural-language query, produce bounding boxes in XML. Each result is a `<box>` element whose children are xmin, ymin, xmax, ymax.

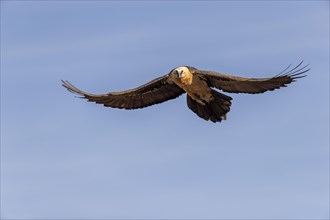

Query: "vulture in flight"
<box><xmin>62</xmin><ymin>61</ymin><xmax>308</xmax><ymax>123</ymax></box>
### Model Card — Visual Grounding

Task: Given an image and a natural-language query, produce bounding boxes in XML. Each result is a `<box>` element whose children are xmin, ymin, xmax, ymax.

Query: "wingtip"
<box><xmin>277</xmin><ymin>61</ymin><xmax>310</xmax><ymax>79</ymax></box>
<box><xmin>61</xmin><ymin>79</ymin><xmax>86</xmax><ymax>97</ymax></box>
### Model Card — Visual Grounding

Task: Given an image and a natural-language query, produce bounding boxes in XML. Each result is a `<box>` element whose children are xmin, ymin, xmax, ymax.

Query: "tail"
<box><xmin>187</xmin><ymin>89</ymin><xmax>232</xmax><ymax>123</ymax></box>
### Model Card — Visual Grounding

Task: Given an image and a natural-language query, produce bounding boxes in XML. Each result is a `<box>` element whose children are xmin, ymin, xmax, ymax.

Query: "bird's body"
<box><xmin>62</xmin><ymin>62</ymin><xmax>308</xmax><ymax>123</ymax></box>
<box><xmin>170</xmin><ymin>66</ymin><xmax>212</xmax><ymax>104</ymax></box>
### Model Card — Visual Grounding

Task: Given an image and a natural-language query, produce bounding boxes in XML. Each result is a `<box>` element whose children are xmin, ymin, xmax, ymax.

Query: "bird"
<box><xmin>62</xmin><ymin>61</ymin><xmax>309</xmax><ymax>123</ymax></box>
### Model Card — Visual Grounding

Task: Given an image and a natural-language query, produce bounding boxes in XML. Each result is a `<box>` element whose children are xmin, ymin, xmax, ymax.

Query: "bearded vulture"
<box><xmin>62</xmin><ymin>61</ymin><xmax>308</xmax><ymax>123</ymax></box>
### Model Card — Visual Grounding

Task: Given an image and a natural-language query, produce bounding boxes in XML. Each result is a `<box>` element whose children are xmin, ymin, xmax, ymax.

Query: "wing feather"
<box><xmin>197</xmin><ymin>61</ymin><xmax>309</xmax><ymax>94</ymax></box>
<box><xmin>62</xmin><ymin>75</ymin><xmax>184</xmax><ymax>109</ymax></box>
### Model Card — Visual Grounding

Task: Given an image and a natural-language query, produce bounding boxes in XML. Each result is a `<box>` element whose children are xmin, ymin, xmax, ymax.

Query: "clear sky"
<box><xmin>1</xmin><ymin>1</ymin><xmax>329</xmax><ymax>219</ymax></box>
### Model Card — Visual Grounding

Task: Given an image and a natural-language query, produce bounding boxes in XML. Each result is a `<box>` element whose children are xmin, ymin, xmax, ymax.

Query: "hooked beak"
<box><xmin>176</xmin><ymin>70</ymin><xmax>183</xmax><ymax>78</ymax></box>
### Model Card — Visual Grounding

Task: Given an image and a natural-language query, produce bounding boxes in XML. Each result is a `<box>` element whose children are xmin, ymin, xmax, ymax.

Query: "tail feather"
<box><xmin>186</xmin><ymin>89</ymin><xmax>232</xmax><ymax>123</ymax></box>
<box><xmin>187</xmin><ymin>97</ymin><xmax>210</xmax><ymax>120</ymax></box>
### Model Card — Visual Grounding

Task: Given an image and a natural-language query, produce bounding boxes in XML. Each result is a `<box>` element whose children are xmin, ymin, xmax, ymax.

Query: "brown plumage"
<box><xmin>62</xmin><ymin>61</ymin><xmax>309</xmax><ymax>123</ymax></box>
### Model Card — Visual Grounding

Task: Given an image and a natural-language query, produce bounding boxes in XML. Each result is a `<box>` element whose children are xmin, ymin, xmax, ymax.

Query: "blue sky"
<box><xmin>1</xmin><ymin>1</ymin><xmax>329</xmax><ymax>219</ymax></box>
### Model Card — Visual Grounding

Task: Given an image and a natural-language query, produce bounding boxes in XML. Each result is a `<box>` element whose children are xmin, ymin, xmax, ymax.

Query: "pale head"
<box><xmin>173</xmin><ymin>66</ymin><xmax>190</xmax><ymax>78</ymax></box>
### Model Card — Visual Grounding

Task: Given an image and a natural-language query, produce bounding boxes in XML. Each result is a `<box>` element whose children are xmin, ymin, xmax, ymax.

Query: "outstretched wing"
<box><xmin>62</xmin><ymin>74</ymin><xmax>184</xmax><ymax>109</ymax></box>
<box><xmin>196</xmin><ymin>61</ymin><xmax>309</xmax><ymax>94</ymax></box>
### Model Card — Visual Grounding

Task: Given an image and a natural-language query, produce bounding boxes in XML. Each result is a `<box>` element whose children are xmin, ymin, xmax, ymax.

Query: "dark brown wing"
<box><xmin>196</xmin><ymin>61</ymin><xmax>309</xmax><ymax>94</ymax></box>
<box><xmin>62</xmin><ymin>74</ymin><xmax>184</xmax><ymax>109</ymax></box>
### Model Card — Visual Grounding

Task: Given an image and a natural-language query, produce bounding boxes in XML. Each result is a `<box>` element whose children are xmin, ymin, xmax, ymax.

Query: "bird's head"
<box><xmin>172</xmin><ymin>66</ymin><xmax>190</xmax><ymax>79</ymax></box>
